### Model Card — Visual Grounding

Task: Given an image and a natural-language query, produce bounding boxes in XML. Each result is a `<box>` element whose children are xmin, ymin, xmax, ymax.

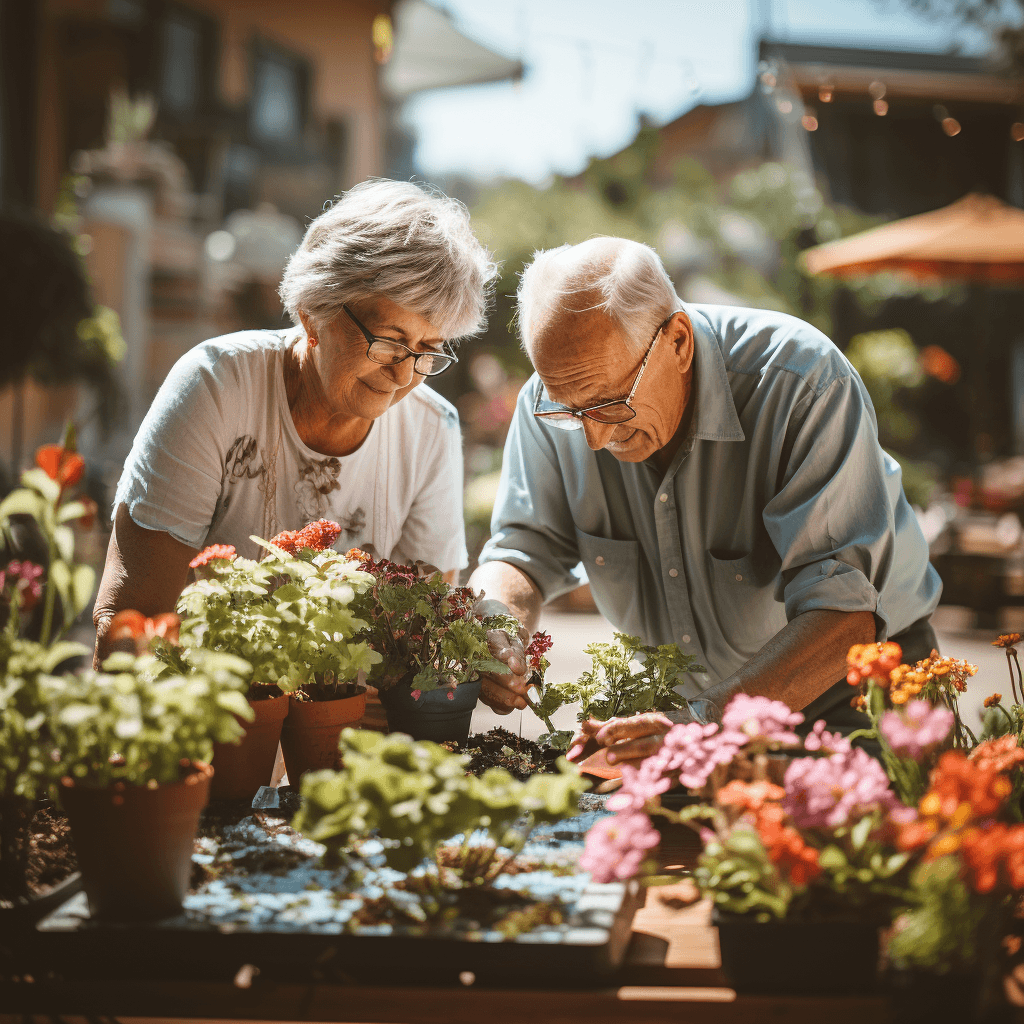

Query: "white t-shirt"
<box><xmin>115</xmin><ymin>330</ymin><xmax>468</xmax><ymax>570</ymax></box>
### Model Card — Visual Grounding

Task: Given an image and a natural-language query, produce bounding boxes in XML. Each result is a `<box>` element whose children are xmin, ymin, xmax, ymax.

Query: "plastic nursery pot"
<box><xmin>210</xmin><ymin>689</ymin><xmax>290</xmax><ymax>801</ymax></box>
<box><xmin>58</xmin><ymin>762</ymin><xmax>212</xmax><ymax>921</ymax></box>
<box><xmin>885</xmin><ymin>969</ymin><xmax>985</xmax><ymax>1024</ymax></box>
<box><xmin>379</xmin><ymin>679</ymin><xmax>482</xmax><ymax>744</ymax></box>
<box><xmin>280</xmin><ymin>687</ymin><xmax>367</xmax><ymax>783</ymax></box>
<box><xmin>713</xmin><ymin>909</ymin><xmax>881</xmax><ymax>994</ymax></box>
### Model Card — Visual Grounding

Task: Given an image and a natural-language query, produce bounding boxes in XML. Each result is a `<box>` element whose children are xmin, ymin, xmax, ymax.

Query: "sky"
<box><xmin>404</xmin><ymin>0</ymin><xmax>993</xmax><ymax>184</ymax></box>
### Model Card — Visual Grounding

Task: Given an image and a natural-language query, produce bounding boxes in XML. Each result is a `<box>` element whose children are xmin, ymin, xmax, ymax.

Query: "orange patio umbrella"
<box><xmin>802</xmin><ymin>193</ymin><xmax>1024</xmax><ymax>286</ymax></box>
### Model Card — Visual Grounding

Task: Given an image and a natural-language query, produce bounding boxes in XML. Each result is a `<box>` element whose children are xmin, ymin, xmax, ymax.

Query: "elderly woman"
<box><xmin>93</xmin><ymin>179</ymin><xmax>497</xmax><ymax>660</ymax></box>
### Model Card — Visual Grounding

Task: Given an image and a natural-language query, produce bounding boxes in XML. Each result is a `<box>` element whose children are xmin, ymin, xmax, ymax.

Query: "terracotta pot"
<box><xmin>210</xmin><ymin>692</ymin><xmax>289</xmax><ymax>800</ymax></box>
<box><xmin>280</xmin><ymin>689</ymin><xmax>367</xmax><ymax>783</ymax></box>
<box><xmin>58</xmin><ymin>762</ymin><xmax>212</xmax><ymax>921</ymax></box>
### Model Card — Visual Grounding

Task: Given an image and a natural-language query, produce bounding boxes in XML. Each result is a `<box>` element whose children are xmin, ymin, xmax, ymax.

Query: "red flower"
<box><xmin>35</xmin><ymin>444</ymin><xmax>85</xmax><ymax>489</ymax></box>
<box><xmin>526</xmin><ymin>630</ymin><xmax>554</xmax><ymax>670</ymax></box>
<box><xmin>189</xmin><ymin>544</ymin><xmax>237</xmax><ymax>569</ymax></box>
<box><xmin>108</xmin><ymin>609</ymin><xmax>180</xmax><ymax>652</ymax></box>
<box><xmin>2</xmin><ymin>560</ymin><xmax>44</xmax><ymax>612</ymax></box>
<box><xmin>269</xmin><ymin>529</ymin><xmax>301</xmax><ymax>554</ymax></box>
<box><xmin>76</xmin><ymin>496</ymin><xmax>98</xmax><ymax>530</ymax></box>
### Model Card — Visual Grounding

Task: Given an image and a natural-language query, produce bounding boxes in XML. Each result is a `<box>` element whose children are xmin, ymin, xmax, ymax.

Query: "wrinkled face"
<box><xmin>303</xmin><ymin>295</ymin><xmax>445</xmax><ymax>421</ymax></box>
<box><xmin>530</xmin><ymin>306</ymin><xmax>692</xmax><ymax>463</ymax></box>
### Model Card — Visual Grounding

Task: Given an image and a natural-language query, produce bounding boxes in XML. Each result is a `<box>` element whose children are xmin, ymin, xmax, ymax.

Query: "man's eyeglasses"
<box><xmin>532</xmin><ymin>312</ymin><xmax>680</xmax><ymax>429</ymax></box>
<box><xmin>342</xmin><ymin>304</ymin><xmax>458</xmax><ymax>377</ymax></box>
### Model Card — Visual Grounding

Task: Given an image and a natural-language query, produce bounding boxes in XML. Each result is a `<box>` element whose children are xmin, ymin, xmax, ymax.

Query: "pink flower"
<box><xmin>410</xmin><ymin>689</ymin><xmax>422</xmax><ymax>701</ymax></box>
<box><xmin>2</xmin><ymin>560</ymin><xmax>44</xmax><ymax>612</ymax></box>
<box><xmin>447</xmin><ymin>689</ymin><xmax>455</xmax><ymax>701</ymax></box>
<box><xmin>879</xmin><ymin>700</ymin><xmax>954</xmax><ymax>760</ymax></box>
<box><xmin>646</xmin><ymin>721</ymin><xmax>747</xmax><ymax>791</ymax></box>
<box><xmin>783</xmin><ymin>747</ymin><xmax>898</xmax><ymax>829</ymax></box>
<box><xmin>721</xmin><ymin>693</ymin><xmax>803</xmax><ymax>745</ymax></box>
<box><xmin>801</xmin><ymin>719</ymin><xmax>853</xmax><ymax>755</ymax></box>
<box><xmin>606</xmin><ymin>762</ymin><xmax>672</xmax><ymax>812</ymax></box>
<box><xmin>579</xmin><ymin>812</ymin><xmax>661</xmax><ymax>883</ymax></box>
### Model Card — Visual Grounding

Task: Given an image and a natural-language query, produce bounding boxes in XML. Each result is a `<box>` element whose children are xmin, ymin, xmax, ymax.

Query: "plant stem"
<box><xmin>38</xmin><ymin>530</ymin><xmax>57</xmax><ymax>647</ymax></box>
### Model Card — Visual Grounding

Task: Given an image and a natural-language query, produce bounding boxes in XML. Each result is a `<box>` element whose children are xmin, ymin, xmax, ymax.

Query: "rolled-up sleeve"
<box><xmin>763</xmin><ymin>373</ymin><xmax>934</xmax><ymax>638</ymax></box>
<box><xmin>477</xmin><ymin>382</ymin><xmax>583</xmax><ymax>600</ymax></box>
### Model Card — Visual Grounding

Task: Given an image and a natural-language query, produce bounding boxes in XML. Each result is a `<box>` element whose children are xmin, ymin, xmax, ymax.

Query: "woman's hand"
<box><xmin>566</xmin><ymin>712</ymin><xmax>674</xmax><ymax>767</ymax></box>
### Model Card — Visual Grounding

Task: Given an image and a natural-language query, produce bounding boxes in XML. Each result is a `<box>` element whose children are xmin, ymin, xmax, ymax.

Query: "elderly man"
<box><xmin>469</xmin><ymin>237</ymin><xmax>940</xmax><ymax>765</ymax></box>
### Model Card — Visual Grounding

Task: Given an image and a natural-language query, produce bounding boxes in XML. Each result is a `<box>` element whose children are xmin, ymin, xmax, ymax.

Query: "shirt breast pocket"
<box><xmin>705</xmin><ymin>549</ymin><xmax>781</xmax><ymax>656</ymax></box>
<box><xmin>573</xmin><ymin>527</ymin><xmax>644</xmax><ymax>637</ymax></box>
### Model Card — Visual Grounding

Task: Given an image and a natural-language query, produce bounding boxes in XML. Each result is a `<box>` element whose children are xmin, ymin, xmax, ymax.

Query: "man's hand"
<box><xmin>474</xmin><ymin>598</ymin><xmax>531</xmax><ymax>714</ymax></box>
<box><xmin>566</xmin><ymin>712</ymin><xmax>674</xmax><ymax>768</ymax></box>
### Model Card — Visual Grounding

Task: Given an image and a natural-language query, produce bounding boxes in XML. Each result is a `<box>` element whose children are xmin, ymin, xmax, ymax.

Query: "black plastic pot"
<box><xmin>379</xmin><ymin>680</ymin><xmax>481</xmax><ymax>743</ymax></box>
<box><xmin>713</xmin><ymin>908</ymin><xmax>880</xmax><ymax>994</ymax></box>
<box><xmin>885</xmin><ymin>969</ymin><xmax>987</xmax><ymax>1024</ymax></box>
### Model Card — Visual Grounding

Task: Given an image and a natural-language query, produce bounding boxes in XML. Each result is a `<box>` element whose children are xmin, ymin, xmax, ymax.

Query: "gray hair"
<box><xmin>279</xmin><ymin>179</ymin><xmax>498</xmax><ymax>340</ymax></box>
<box><xmin>518</xmin><ymin>238</ymin><xmax>681</xmax><ymax>357</ymax></box>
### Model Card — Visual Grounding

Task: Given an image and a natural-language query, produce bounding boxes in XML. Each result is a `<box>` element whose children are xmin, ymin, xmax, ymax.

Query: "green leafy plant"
<box><xmin>176</xmin><ymin>526</ymin><xmax>381</xmax><ymax>700</ymax></box>
<box><xmin>345</xmin><ymin>551</ymin><xmax>519</xmax><ymax>695</ymax></box>
<box><xmin>528</xmin><ymin>632</ymin><xmax>705</xmax><ymax>737</ymax></box>
<box><xmin>52</xmin><ymin>649</ymin><xmax>252</xmax><ymax>787</ymax></box>
<box><xmin>294</xmin><ymin>728</ymin><xmax>589</xmax><ymax>878</ymax></box>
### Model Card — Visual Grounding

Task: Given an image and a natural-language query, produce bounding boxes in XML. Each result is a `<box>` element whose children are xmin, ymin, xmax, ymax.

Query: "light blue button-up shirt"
<box><xmin>478</xmin><ymin>304</ymin><xmax>942</xmax><ymax>694</ymax></box>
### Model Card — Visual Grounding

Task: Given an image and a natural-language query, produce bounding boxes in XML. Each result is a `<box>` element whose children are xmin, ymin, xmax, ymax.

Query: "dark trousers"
<box><xmin>795</xmin><ymin>616</ymin><xmax>939</xmax><ymax>750</ymax></box>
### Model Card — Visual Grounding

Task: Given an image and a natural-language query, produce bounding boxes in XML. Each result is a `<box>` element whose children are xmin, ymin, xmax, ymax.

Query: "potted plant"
<box><xmin>51</xmin><ymin>643</ymin><xmax>250</xmax><ymax>920</ymax></box>
<box><xmin>579</xmin><ymin>690</ymin><xmax>917</xmax><ymax>994</ymax></box>
<box><xmin>294</xmin><ymin>728</ymin><xmax>589</xmax><ymax>916</ymax></box>
<box><xmin>345</xmin><ymin>549</ymin><xmax>543</xmax><ymax>743</ymax></box>
<box><xmin>175</xmin><ymin>520</ymin><xmax>380</xmax><ymax>793</ymax></box>
<box><xmin>0</xmin><ymin>430</ymin><xmax>97</xmax><ymax>904</ymax></box>
<box><xmin>526</xmin><ymin>632</ymin><xmax>704</xmax><ymax>778</ymax></box>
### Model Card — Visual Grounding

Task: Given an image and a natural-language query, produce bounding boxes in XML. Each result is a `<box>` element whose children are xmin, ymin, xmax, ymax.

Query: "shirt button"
<box><xmin>659</xmin><ymin>493</ymin><xmax>668</xmax><ymax>503</ymax></box>
<box><xmin>595</xmin><ymin>556</ymin><xmax>605</xmax><ymax>566</ymax></box>
<box><xmin>682</xmin><ymin>634</ymin><xmax>691</xmax><ymax>644</ymax></box>
<box><xmin>735</xmin><ymin>573</ymin><xmax>743</xmax><ymax>582</ymax></box>
<box><xmin>668</xmin><ymin>568</ymin><xmax>679</xmax><ymax>578</ymax></box>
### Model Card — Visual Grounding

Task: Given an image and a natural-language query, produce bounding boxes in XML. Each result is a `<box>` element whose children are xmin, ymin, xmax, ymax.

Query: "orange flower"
<box><xmin>35</xmin><ymin>444</ymin><xmax>85</xmax><ymax>489</ymax></box>
<box><xmin>756</xmin><ymin>805</ymin><xmax>821</xmax><ymax>886</ymax></box>
<box><xmin>108</xmin><ymin>610</ymin><xmax>180</xmax><ymax>652</ymax></box>
<box><xmin>970</xmin><ymin>735</ymin><xmax>1024</xmax><ymax>775</ymax></box>
<box><xmin>717</xmin><ymin>779</ymin><xmax>785</xmax><ymax>814</ymax></box>
<box><xmin>919</xmin><ymin>345</ymin><xmax>961</xmax><ymax>385</ymax></box>
<box><xmin>994</xmin><ymin>634</ymin><xmax>1022</xmax><ymax>650</ymax></box>
<box><xmin>888</xmin><ymin>651</ymin><xmax>977</xmax><ymax>705</ymax></box>
<box><xmin>984</xmin><ymin>693</ymin><xmax>1003</xmax><ymax>708</ymax></box>
<box><xmin>927</xmin><ymin>751</ymin><xmax>1012</xmax><ymax>822</ymax></box>
<box><xmin>846</xmin><ymin>641</ymin><xmax>903</xmax><ymax>686</ymax></box>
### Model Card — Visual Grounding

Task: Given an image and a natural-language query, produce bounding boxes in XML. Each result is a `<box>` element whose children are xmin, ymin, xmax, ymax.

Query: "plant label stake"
<box><xmin>252</xmin><ymin>786</ymin><xmax>280</xmax><ymax>811</ymax></box>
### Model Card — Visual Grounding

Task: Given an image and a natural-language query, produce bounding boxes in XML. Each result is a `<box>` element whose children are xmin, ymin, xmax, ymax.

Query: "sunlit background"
<box><xmin>3</xmin><ymin>0</ymin><xmax>1024</xmax><ymax>732</ymax></box>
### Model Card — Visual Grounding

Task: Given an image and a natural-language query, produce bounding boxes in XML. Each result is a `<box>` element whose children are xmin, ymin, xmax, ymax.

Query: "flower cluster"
<box><xmin>189</xmin><ymin>544</ymin><xmax>237</xmax><ymax>569</ymax></box>
<box><xmin>783</xmin><ymin>746</ymin><xmax>899</xmax><ymax>829</ymax></box>
<box><xmin>1</xmin><ymin>560</ymin><xmax>45</xmax><ymax>613</ymax></box>
<box><xmin>755</xmin><ymin>803</ymin><xmax>822</xmax><ymax>887</ymax></box>
<box><xmin>846</xmin><ymin>640</ymin><xmax>903</xmax><ymax>686</ymax></box>
<box><xmin>525</xmin><ymin>631</ymin><xmax>553</xmax><ymax>672</ymax></box>
<box><xmin>579</xmin><ymin>811</ymin><xmax>661</xmax><ymax>883</ymax></box>
<box><xmin>888</xmin><ymin>651</ymin><xmax>978</xmax><ymax>705</ymax></box>
<box><xmin>721</xmin><ymin>692</ymin><xmax>803</xmax><ymax>744</ymax></box>
<box><xmin>108</xmin><ymin>609</ymin><xmax>180</xmax><ymax>654</ymax></box>
<box><xmin>879</xmin><ymin>699</ymin><xmax>954</xmax><ymax>760</ymax></box>
<box><xmin>270</xmin><ymin>518</ymin><xmax>343</xmax><ymax>555</ymax></box>
<box><xmin>969</xmin><ymin>734</ymin><xmax>1024</xmax><ymax>774</ymax></box>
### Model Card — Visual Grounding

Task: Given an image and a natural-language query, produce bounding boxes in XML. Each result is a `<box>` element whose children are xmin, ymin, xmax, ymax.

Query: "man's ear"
<box><xmin>666</xmin><ymin>311</ymin><xmax>694</xmax><ymax>375</ymax></box>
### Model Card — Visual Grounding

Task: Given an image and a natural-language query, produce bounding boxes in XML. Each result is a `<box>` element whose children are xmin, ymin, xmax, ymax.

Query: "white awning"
<box><xmin>381</xmin><ymin>0</ymin><xmax>524</xmax><ymax>101</ymax></box>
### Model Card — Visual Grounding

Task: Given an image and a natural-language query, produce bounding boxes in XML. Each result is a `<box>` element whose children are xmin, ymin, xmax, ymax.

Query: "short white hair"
<box><xmin>279</xmin><ymin>179</ymin><xmax>498</xmax><ymax>340</ymax></box>
<box><xmin>518</xmin><ymin>238</ymin><xmax>681</xmax><ymax>357</ymax></box>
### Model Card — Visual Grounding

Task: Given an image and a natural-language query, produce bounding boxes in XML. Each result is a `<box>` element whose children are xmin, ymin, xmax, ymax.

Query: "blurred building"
<box><xmin>0</xmin><ymin>0</ymin><xmax>520</xmax><ymax>486</ymax></box>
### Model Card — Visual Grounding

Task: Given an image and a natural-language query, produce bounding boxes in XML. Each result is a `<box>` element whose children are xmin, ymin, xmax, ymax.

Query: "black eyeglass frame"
<box><xmin>342</xmin><ymin>304</ymin><xmax>458</xmax><ymax>377</ymax></box>
<box><xmin>532</xmin><ymin>311</ymin><xmax>681</xmax><ymax>427</ymax></box>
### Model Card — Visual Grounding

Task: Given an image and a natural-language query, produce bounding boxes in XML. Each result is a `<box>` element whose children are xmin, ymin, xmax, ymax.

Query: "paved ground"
<box><xmin>470</xmin><ymin>606</ymin><xmax>1022</xmax><ymax>742</ymax></box>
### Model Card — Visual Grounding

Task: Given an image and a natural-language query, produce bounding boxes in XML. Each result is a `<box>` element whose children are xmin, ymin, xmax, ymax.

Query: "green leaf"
<box><xmin>0</xmin><ymin>489</ymin><xmax>48</xmax><ymax>521</ymax></box>
<box><xmin>48</xmin><ymin>559</ymin><xmax>72</xmax><ymax>606</ymax></box>
<box><xmin>20</xmin><ymin>468</ymin><xmax>60</xmax><ymax>502</ymax></box>
<box><xmin>71</xmin><ymin>564</ymin><xmax>96</xmax><ymax>616</ymax></box>
<box><xmin>851</xmin><ymin>813</ymin><xmax>873</xmax><ymax>851</ymax></box>
<box><xmin>57</xmin><ymin>500</ymin><xmax>88</xmax><ymax>524</ymax></box>
<box><xmin>53</xmin><ymin>525</ymin><xmax>75</xmax><ymax>563</ymax></box>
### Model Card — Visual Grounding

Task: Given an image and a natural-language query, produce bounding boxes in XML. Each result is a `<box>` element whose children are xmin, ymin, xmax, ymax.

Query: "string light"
<box><xmin>818</xmin><ymin>85</ymin><xmax>833</xmax><ymax>103</ymax></box>
<box><xmin>873</xmin><ymin>98</ymin><xmax>889</xmax><ymax>116</ymax></box>
<box><xmin>942</xmin><ymin>117</ymin><xmax>961</xmax><ymax>137</ymax></box>
<box><xmin>372</xmin><ymin>13</ymin><xmax>393</xmax><ymax>64</ymax></box>
<box><xmin>777</xmin><ymin>98</ymin><xmax>793</xmax><ymax>114</ymax></box>
<box><xmin>1012</xmin><ymin>122</ymin><xmax>1024</xmax><ymax>142</ymax></box>
<box><xmin>801</xmin><ymin>113</ymin><xmax>819</xmax><ymax>131</ymax></box>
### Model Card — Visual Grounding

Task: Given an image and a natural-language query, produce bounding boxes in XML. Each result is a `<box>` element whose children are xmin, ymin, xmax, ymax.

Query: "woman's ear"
<box><xmin>297</xmin><ymin>310</ymin><xmax>318</xmax><ymax>347</ymax></box>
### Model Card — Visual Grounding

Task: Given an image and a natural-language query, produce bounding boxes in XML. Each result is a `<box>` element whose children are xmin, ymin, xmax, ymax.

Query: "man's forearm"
<box><xmin>700</xmin><ymin>608</ymin><xmax>877</xmax><ymax>713</ymax></box>
<box><xmin>467</xmin><ymin>560</ymin><xmax>544</xmax><ymax>634</ymax></box>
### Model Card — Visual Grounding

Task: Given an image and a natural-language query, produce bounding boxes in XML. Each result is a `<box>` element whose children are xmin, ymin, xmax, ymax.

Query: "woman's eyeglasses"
<box><xmin>343</xmin><ymin>304</ymin><xmax>458</xmax><ymax>377</ymax></box>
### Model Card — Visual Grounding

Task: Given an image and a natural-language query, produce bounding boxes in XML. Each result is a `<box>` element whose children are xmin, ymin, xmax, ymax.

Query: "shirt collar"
<box><xmin>684</xmin><ymin>304</ymin><xmax>745</xmax><ymax>444</ymax></box>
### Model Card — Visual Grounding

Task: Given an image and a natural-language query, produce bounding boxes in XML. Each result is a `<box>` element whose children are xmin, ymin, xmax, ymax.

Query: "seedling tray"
<box><xmin>32</xmin><ymin>802</ymin><xmax>641</xmax><ymax>987</ymax></box>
